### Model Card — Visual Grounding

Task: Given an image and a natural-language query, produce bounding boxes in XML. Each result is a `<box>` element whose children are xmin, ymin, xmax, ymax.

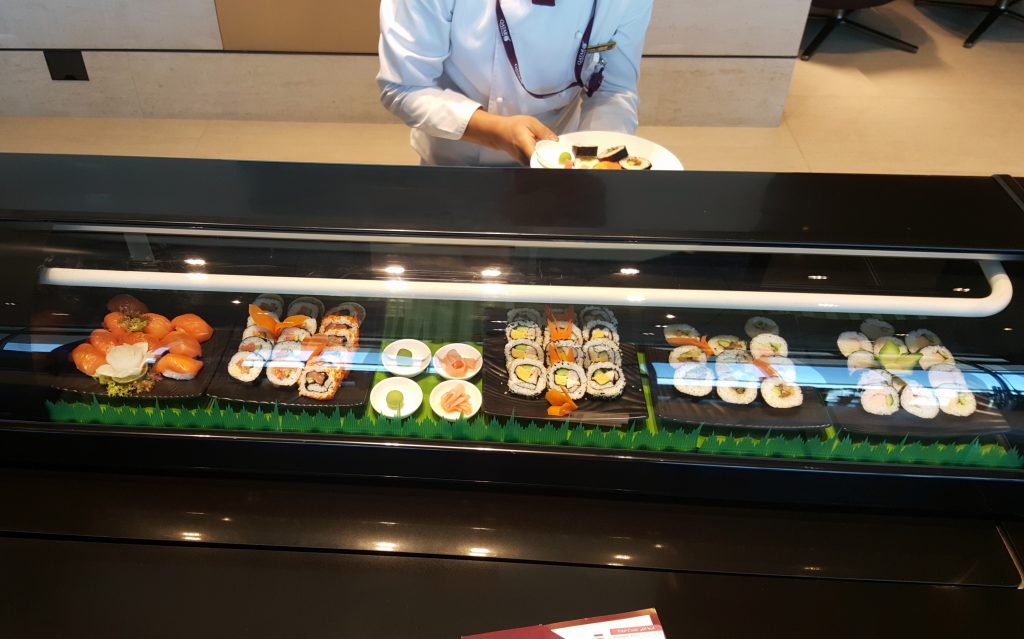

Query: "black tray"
<box><xmin>205</xmin><ymin>328</ymin><xmax>374</xmax><ymax>409</ymax></box>
<box><xmin>825</xmin><ymin>389</ymin><xmax>1010</xmax><ymax>439</ymax></box>
<box><xmin>644</xmin><ymin>347</ymin><xmax>833</xmax><ymax>431</ymax></box>
<box><xmin>52</xmin><ymin>329</ymin><xmax>231</xmax><ymax>399</ymax></box>
<box><xmin>482</xmin><ymin>338</ymin><xmax>647</xmax><ymax>426</ymax></box>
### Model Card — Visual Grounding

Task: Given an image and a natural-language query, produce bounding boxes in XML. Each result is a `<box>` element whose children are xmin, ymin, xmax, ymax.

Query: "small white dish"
<box><xmin>370</xmin><ymin>376</ymin><xmax>423</xmax><ymax>419</ymax></box>
<box><xmin>534</xmin><ymin>139</ymin><xmax>574</xmax><ymax>169</ymax></box>
<box><xmin>429</xmin><ymin>379</ymin><xmax>482</xmax><ymax>421</ymax></box>
<box><xmin>433</xmin><ymin>343</ymin><xmax>483</xmax><ymax>380</ymax></box>
<box><xmin>381</xmin><ymin>339</ymin><xmax>431</xmax><ymax>377</ymax></box>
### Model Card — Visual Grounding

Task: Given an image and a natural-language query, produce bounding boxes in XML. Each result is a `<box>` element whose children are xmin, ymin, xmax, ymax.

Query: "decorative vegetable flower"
<box><xmin>94</xmin><ymin>342</ymin><xmax>149</xmax><ymax>381</ymax></box>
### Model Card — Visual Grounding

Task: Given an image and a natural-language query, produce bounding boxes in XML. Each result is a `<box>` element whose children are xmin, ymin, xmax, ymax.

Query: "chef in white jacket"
<box><xmin>377</xmin><ymin>0</ymin><xmax>654</xmax><ymax>167</ymax></box>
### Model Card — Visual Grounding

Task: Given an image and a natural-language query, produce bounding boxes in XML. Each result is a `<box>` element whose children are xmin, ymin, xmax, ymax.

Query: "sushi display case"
<box><xmin>2</xmin><ymin>154</ymin><xmax>1024</xmax><ymax>516</ymax></box>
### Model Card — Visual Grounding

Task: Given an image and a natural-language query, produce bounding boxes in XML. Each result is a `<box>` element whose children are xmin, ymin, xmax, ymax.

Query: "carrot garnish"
<box><xmin>248</xmin><ymin>305</ymin><xmax>311</xmax><ymax>339</ymax></box>
<box><xmin>674</xmin><ymin>336</ymin><xmax>715</xmax><ymax>357</ymax></box>
<box><xmin>545</xmin><ymin>386</ymin><xmax>578</xmax><ymax>417</ymax></box>
<box><xmin>753</xmin><ymin>357</ymin><xmax>780</xmax><ymax>379</ymax></box>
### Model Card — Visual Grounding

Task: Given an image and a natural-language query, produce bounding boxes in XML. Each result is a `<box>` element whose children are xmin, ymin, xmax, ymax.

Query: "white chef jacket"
<box><xmin>377</xmin><ymin>0</ymin><xmax>653</xmax><ymax>166</ymax></box>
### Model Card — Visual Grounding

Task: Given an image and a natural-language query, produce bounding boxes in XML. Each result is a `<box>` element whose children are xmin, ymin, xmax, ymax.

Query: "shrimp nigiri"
<box><xmin>89</xmin><ymin>329</ymin><xmax>120</xmax><ymax>353</ymax></box>
<box><xmin>160</xmin><ymin>330</ymin><xmax>202</xmax><ymax>358</ymax></box>
<box><xmin>71</xmin><ymin>343</ymin><xmax>106</xmax><ymax>376</ymax></box>
<box><xmin>171</xmin><ymin>314</ymin><xmax>213</xmax><ymax>343</ymax></box>
<box><xmin>142</xmin><ymin>313</ymin><xmax>173</xmax><ymax>340</ymax></box>
<box><xmin>154</xmin><ymin>353</ymin><xmax>203</xmax><ymax>380</ymax></box>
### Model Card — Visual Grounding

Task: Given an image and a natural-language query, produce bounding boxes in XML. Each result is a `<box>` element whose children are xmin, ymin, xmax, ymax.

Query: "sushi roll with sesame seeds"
<box><xmin>583</xmin><ymin>319</ymin><xmax>619</xmax><ymax>343</ymax></box>
<box><xmin>238</xmin><ymin>336</ymin><xmax>273</xmax><ymax>360</ymax></box>
<box><xmin>251</xmin><ymin>294</ymin><xmax>285</xmax><ymax>317</ymax></box>
<box><xmin>507</xmin><ymin>307</ymin><xmax>543</xmax><ymax>326</ymax></box>
<box><xmin>750</xmin><ymin>333</ymin><xmax>788</xmax><ymax>359</ymax></box>
<box><xmin>708</xmin><ymin>335</ymin><xmax>746</xmax><ymax>356</ymax></box>
<box><xmin>583</xmin><ymin>339</ymin><xmax>621</xmax><ymax>368</ymax></box>
<box><xmin>507</xmin><ymin>359</ymin><xmax>546</xmax><ymax>397</ymax></box>
<box><xmin>242</xmin><ymin>325</ymin><xmax>274</xmax><ymax>341</ymax></box>
<box><xmin>504</xmin><ymin>339</ymin><xmax>544</xmax><ymax>367</ymax></box>
<box><xmin>266</xmin><ymin>360</ymin><xmax>303</xmax><ymax>388</ymax></box>
<box><xmin>663</xmin><ymin>324</ymin><xmax>699</xmax><ymax>346</ymax></box>
<box><xmin>543</xmin><ymin>321</ymin><xmax>583</xmax><ymax>347</ymax></box>
<box><xmin>586</xmin><ymin>362</ymin><xmax>625</xmax><ymax>399</ymax></box>
<box><xmin>505</xmin><ymin>319</ymin><xmax>542</xmax><ymax>345</ymax></box>
<box><xmin>716</xmin><ymin>378</ymin><xmax>758</xmax><ymax>405</ymax></box>
<box><xmin>227</xmin><ymin>351</ymin><xmax>265</xmax><ymax>383</ymax></box>
<box><xmin>548</xmin><ymin>361</ymin><xmax>587</xmax><ymax>400</ymax></box>
<box><xmin>837</xmin><ymin>331</ymin><xmax>872</xmax><ymax>357</ymax></box>
<box><xmin>668</xmin><ymin>345</ymin><xmax>707</xmax><ymax>367</ymax></box>
<box><xmin>579</xmin><ymin>306</ymin><xmax>617</xmax><ymax>327</ymax></box>
<box><xmin>673</xmin><ymin>363</ymin><xmax>714</xmax><ymax>397</ymax></box>
<box><xmin>287</xmin><ymin>296</ymin><xmax>324</xmax><ymax>320</ymax></box>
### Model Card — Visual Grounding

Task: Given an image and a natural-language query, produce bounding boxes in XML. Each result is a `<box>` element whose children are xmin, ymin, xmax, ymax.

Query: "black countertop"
<box><xmin>2</xmin><ymin>154</ymin><xmax>1024</xmax><ymax>254</ymax></box>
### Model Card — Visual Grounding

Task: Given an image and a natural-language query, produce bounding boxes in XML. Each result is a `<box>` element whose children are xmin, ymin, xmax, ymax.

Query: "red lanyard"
<box><xmin>495</xmin><ymin>0</ymin><xmax>603</xmax><ymax>99</ymax></box>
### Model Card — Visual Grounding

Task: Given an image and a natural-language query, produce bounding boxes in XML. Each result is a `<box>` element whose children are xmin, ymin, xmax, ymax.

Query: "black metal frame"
<box><xmin>916</xmin><ymin>0</ymin><xmax>1024</xmax><ymax>48</ymax></box>
<box><xmin>802</xmin><ymin>9</ymin><xmax>920</xmax><ymax>60</ymax></box>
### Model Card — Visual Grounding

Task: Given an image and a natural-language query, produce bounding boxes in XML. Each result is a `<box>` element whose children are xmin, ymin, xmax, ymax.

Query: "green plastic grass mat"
<box><xmin>46</xmin><ymin>396</ymin><xmax>1023</xmax><ymax>469</ymax></box>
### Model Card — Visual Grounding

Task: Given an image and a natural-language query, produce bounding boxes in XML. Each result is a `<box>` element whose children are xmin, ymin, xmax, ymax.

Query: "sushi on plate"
<box><xmin>760</xmin><ymin>376</ymin><xmax>803</xmax><ymax>409</ymax></box>
<box><xmin>905</xmin><ymin>328</ymin><xmax>941</xmax><ymax>353</ymax></box>
<box><xmin>547</xmin><ymin>361</ymin><xmax>587</xmax><ymax>401</ymax></box>
<box><xmin>586</xmin><ymin>362</ymin><xmax>625</xmax><ymax>399</ymax></box>
<box><xmin>287</xmin><ymin>296</ymin><xmax>324</xmax><ymax>320</ymax></box>
<box><xmin>507</xmin><ymin>307</ymin><xmax>543</xmax><ymax>326</ymax></box>
<box><xmin>154</xmin><ymin>353</ymin><xmax>203</xmax><ymax>380</ymax></box>
<box><xmin>837</xmin><ymin>331</ymin><xmax>872</xmax><ymax>358</ymax></box>
<box><xmin>918</xmin><ymin>345</ymin><xmax>955</xmax><ymax>370</ymax></box>
<box><xmin>934</xmin><ymin>384</ymin><xmax>977</xmax><ymax>417</ymax></box>
<box><xmin>860</xmin><ymin>319</ymin><xmax>895</xmax><ymax>341</ymax></box>
<box><xmin>861</xmin><ymin>385</ymin><xmax>900</xmax><ymax>416</ymax></box>
<box><xmin>672</xmin><ymin>363</ymin><xmax>714</xmax><ymax>397</ymax></box>
<box><xmin>749</xmin><ymin>333</ymin><xmax>788</xmax><ymax>359</ymax></box>
<box><xmin>708</xmin><ymin>335</ymin><xmax>746</xmax><ymax>356</ymax></box>
<box><xmin>900</xmin><ymin>382</ymin><xmax>939</xmax><ymax>419</ymax></box>
<box><xmin>668</xmin><ymin>345</ymin><xmax>707</xmax><ymax>367</ymax></box>
<box><xmin>504</xmin><ymin>339</ymin><xmax>544</xmax><ymax>366</ymax></box>
<box><xmin>582</xmin><ymin>319</ymin><xmax>618</xmax><ymax>343</ymax></box>
<box><xmin>579</xmin><ymin>306</ymin><xmax>617</xmax><ymax>327</ymax></box>
<box><xmin>506</xmin><ymin>319</ymin><xmax>542</xmax><ymax>344</ymax></box>
<box><xmin>716</xmin><ymin>378</ymin><xmax>758</xmax><ymax>405</ymax></box>
<box><xmin>227</xmin><ymin>351</ymin><xmax>266</xmax><ymax>382</ymax></box>
<box><xmin>744</xmin><ymin>316</ymin><xmax>779</xmax><ymax>339</ymax></box>
<box><xmin>508</xmin><ymin>359</ymin><xmax>546</xmax><ymax>397</ymax></box>
<box><xmin>583</xmin><ymin>339</ymin><xmax>621</xmax><ymax>367</ymax></box>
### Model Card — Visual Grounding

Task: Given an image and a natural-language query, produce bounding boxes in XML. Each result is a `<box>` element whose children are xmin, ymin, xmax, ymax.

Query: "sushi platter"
<box><xmin>827</xmin><ymin>319</ymin><xmax>1011</xmax><ymax>438</ymax></box>
<box><xmin>482</xmin><ymin>306</ymin><xmax>647</xmax><ymax>426</ymax></box>
<box><xmin>205</xmin><ymin>295</ymin><xmax>376</xmax><ymax>408</ymax></box>
<box><xmin>530</xmin><ymin>131</ymin><xmax>683</xmax><ymax>171</ymax></box>
<box><xmin>54</xmin><ymin>294</ymin><xmax>228</xmax><ymax>399</ymax></box>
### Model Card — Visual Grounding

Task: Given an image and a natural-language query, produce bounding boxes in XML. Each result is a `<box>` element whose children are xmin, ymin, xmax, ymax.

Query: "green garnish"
<box><xmin>105</xmin><ymin>376</ymin><xmax>155</xmax><ymax>397</ymax></box>
<box><xmin>386</xmin><ymin>390</ymin><xmax>404</xmax><ymax>411</ymax></box>
<box><xmin>558</xmin><ymin>152</ymin><xmax>572</xmax><ymax>165</ymax></box>
<box><xmin>396</xmin><ymin>348</ymin><xmax>414</xmax><ymax>366</ymax></box>
<box><xmin>119</xmin><ymin>316</ymin><xmax>149</xmax><ymax>332</ymax></box>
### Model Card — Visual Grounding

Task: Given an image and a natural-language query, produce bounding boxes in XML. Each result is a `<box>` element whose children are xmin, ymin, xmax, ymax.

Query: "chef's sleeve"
<box><xmin>578</xmin><ymin>0</ymin><xmax>654</xmax><ymax>134</ymax></box>
<box><xmin>377</xmin><ymin>0</ymin><xmax>482</xmax><ymax>141</ymax></box>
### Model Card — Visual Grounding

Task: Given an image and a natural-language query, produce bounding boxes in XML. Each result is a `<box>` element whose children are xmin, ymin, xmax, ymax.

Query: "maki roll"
<box><xmin>861</xmin><ymin>385</ymin><xmax>900</xmax><ymax>416</ymax></box>
<box><xmin>664</xmin><ymin>323</ymin><xmax>699</xmax><ymax>346</ymax></box>
<box><xmin>504</xmin><ymin>339</ymin><xmax>543</xmax><ymax>366</ymax></box>
<box><xmin>583</xmin><ymin>319</ymin><xmax>619</xmax><ymax>343</ymax></box>
<box><xmin>918</xmin><ymin>345</ymin><xmax>955</xmax><ymax>370</ymax></box>
<box><xmin>860</xmin><ymin>319</ymin><xmax>895</xmax><ymax>341</ymax></box>
<box><xmin>668</xmin><ymin>345</ymin><xmax>707</xmax><ymax>367</ymax></box>
<box><xmin>288</xmin><ymin>296</ymin><xmax>324</xmax><ymax>319</ymax></box>
<box><xmin>548</xmin><ymin>361</ymin><xmax>587</xmax><ymax>400</ymax></box>
<box><xmin>543</xmin><ymin>321</ymin><xmax>583</xmax><ymax>347</ymax></box>
<box><xmin>227</xmin><ymin>351</ymin><xmax>265</xmax><ymax>382</ymax></box>
<box><xmin>252</xmin><ymin>294</ymin><xmax>284</xmax><ymax>316</ymax></box>
<box><xmin>507</xmin><ymin>308</ymin><xmax>543</xmax><ymax>325</ymax></box>
<box><xmin>238</xmin><ymin>336</ymin><xmax>273</xmax><ymax>360</ymax></box>
<box><xmin>744</xmin><ymin>316</ymin><xmax>779</xmax><ymax>339</ymax></box>
<box><xmin>266</xmin><ymin>360</ymin><xmax>303</xmax><ymax>387</ymax></box>
<box><xmin>619</xmin><ymin>156</ymin><xmax>652</xmax><ymax>170</ymax></box>
<box><xmin>271</xmin><ymin>340</ymin><xmax>310</xmax><ymax>362</ymax></box>
<box><xmin>934</xmin><ymin>384</ymin><xmax>977</xmax><ymax>417</ymax></box>
<box><xmin>572</xmin><ymin>145</ymin><xmax>598</xmax><ymax>157</ymax></box>
<box><xmin>905</xmin><ymin>328</ymin><xmax>941</xmax><ymax>353</ymax></box>
<box><xmin>599</xmin><ymin>145</ymin><xmax>629</xmax><ymax>162</ymax></box>
<box><xmin>278</xmin><ymin>327</ymin><xmax>311</xmax><ymax>343</ymax></box>
<box><xmin>760</xmin><ymin>377</ymin><xmax>803</xmax><ymax>409</ymax></box>
<box><xmin>708</xmin><ymin>335</ymin><xmax>745</xmax><ymax>355</ymax></box>
<box><xmin>847</xmin><ymin>351</ymin><xmax>879</xmax><ymax>372</ymax></box>
<box><xmin>506</xmin><ymin>320</ymin><xmax>542</xmax><ymax>344</ymax></box>
<box><xmin>856</xmin><ymin>369</ymin><xmax>893</xmax><ymax>390</ymax></box>
<box><xmin>715</xmin><ymin>349</ymin><xmax>757</xmax><ymax>381</ymax></box>
<box><xmin>928</xmin><ymin>363</ymin><xmax>966</xmax><ymax>389</ymax></box>
<box><xmin>762</xmin><ymin>355</ymin><xmax>797</xmax><ymax>384</ymax></box>
<box><xmin>586</xmin><ymin>362</ymin><xmax>625</xmax><ymax>399</ymax></box>
<box><xmin>320</xmin><ymin>315</ymin><xmax>359</xmax><ymax>333</ymax></box>
<box><xmin>716</xmin><ymin>379</ymin><xmax>758</xmax><ymax>405</ymax></box>
<box><xmin>579</xmin><ymin>306</ymin><xmax>617</xmax><ymax>327</ymax></box>
<box><xmin>242</xmin><ymin>325</ymin><xmax>273</xmax><ymax>341</ymax></box>
<box><xmin>325</xmin><ymin>303</ymin><xmax>366</xmax><ymax>326</ymax></box>
<box><xmin>297</xmin><ymin>359</ymin><xmax>345</xmax><ymax>400</ymax></box>
<box><xmin>584</xmin><ymin>338</ymin><xmax>621</xmax><ymax>367</ymax></box>
<box><xmin>546</xmin><ymin>340</ymin><xmax>583</xmax><ymax>365</ymax></box>
<box><xmin>673</xmin><ymin>363</ymin><xmax>714</xmax><ymax>397</ymax></box>
<box><xmin>837</xmin><ymin>331</ymin><xmax>872</xmax><ymax>357</ymax></box>
<box><xmin>508</xmin><ymin>359</ymin><xmax>546</xmax><ymax>397</ymax></box>
<box><xmin>900</xmin><ymin>382</ymin><xmax>939</xmax><ymax>419</ymax></box>
<box><xmin>322</xmin><ymin>326</ymin><xmax>358</xmax><ymax>348</ymax></box>
<box><xmin>750</xmin><ymin>333</ymin><xmax>788</xmax><ymax>359</ymax></box>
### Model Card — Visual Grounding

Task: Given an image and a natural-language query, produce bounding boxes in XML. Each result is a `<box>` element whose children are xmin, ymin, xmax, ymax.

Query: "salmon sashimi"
<box><xmin>160</xmin><ymin>330</ymin><xmax>202</xmax><ymax>358</ymax></box>
<box><xmin>142</xmin><ymin>313</ymin><xmax>173</xmax><ymax>340</ymax></box>
<box><xmin>89</xmin><ymin>329</ymin><xmax>120</xmax><ymax>353</ymax></box>
<box><xmin>154</xmin><ymin>353</ymin><xmax>203</xmax><ymax>380</ymax></box>
<box><xmin>106</xmin><ymin>294</ymin><xmax>148</xmax><ymax>315</ymax></box>
<box><xmin>103</xmin><ymin>311</ymin><xmax>128</xmax><ymax>335</ymax></box>
<box><xmin>118</xmin><ymin>331</ymin><xmax>160</xmax><ymax>351</ymax></box>
<box><xmin>171</xmin><ymin>313</ymin><xmax>213</xmax><ymax>343</ymax></box>
<box><xmin>71</xmin><ymin>343</ymin><xmax>106</xmax><ymax>376</ymax></box>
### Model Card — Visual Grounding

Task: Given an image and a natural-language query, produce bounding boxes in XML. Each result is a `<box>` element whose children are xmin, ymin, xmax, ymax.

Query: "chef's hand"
<box><xmin>463</xmin><ymin>110</ymin><xmax>558</xmax><ymax>165</ymax></box>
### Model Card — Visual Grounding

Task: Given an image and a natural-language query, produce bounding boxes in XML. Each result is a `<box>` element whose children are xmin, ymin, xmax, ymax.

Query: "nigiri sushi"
<box><xmin>89</xmin><ymin>328</ymin><xmax>120</xmax><ymax>353</ymax></box>
<box><xmin>107</xmin><ymin>293</ymin><xmax>148</xmax><ymax>315</ymax></box>
<box><xmin>160</xmin><ymin>330</ymin><xmax>203</xmax><ymax>358</ymax></box>
<box><xmin>154</xmin><ymin>353</ymin><xmax>203</xmax><ymax>380</ymax></box>
<box><xmin>142</xmin><ymin>313</ymin><xmax>173</xmax><ymax>340</ymax></box>
<box><xmin>171</xmin><ymin>314</ymin><xmax>214</xmax><ymax>343</ymax></box>
<box><xmin>71</xmin><ymin>343</ymin><xmax>106</xmax><ymax>376</ymax></box>
<box><xmin>120</xmin><ymin>331</ymin><xmax>161</xmax><ymax>351</ymax></box>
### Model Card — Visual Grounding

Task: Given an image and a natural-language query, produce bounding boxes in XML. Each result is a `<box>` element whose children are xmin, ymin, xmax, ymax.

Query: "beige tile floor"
<box><xmin>0</xmin><ymin>0</ymin><xmax>1020</xmax><ymax>176</ymax></box>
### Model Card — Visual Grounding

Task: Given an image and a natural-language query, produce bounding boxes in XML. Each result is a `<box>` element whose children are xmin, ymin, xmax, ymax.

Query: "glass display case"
<box><xmin>2</xmin><ymin>154</ymin><xmax>1024</xmax><ymax>516</ymax></box>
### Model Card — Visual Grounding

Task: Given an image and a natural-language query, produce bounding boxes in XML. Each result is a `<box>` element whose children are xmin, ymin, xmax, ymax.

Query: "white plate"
<box><xmin>369</xmin><ymin>376</ymin><xmax>423</xmax><ymax>419</ymax></box>
<box><xmin>381</xmin><ymin>339</ymin><xmax>432</xmax><ymax>377</ymax></box>
<box><xmin>432</xmin><ymin>343</ymin><xmax>483</xmax><ymax>380</ymax></box>
<box><xmin>429</xmin><ymin>379</ymin><xmax>483</xmax><ymax>421</ymax></box>
<box><xmin>530</xmin><ymin>131</ymin><xmax>683</xmax><ymax>171</ymax></box>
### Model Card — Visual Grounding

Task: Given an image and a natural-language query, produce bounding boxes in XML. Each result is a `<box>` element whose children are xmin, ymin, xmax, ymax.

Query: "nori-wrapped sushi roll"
<box><xmin>586</xmin><ymin>362</ymin><xmax>625</xmax><ymax>399</ymax></box>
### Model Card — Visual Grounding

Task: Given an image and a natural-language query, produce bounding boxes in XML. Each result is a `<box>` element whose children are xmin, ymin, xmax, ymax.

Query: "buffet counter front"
<box><xmin>1</xmin><ymin>154</ymin><xmax>1024</xmax><ymax>517</ymax></box>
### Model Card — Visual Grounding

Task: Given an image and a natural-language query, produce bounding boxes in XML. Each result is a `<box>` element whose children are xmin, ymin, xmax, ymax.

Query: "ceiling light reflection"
<box><xmin>481</xmin><ymin>268</ymin><xmax>502</xmax><ymax>278</ymax></box>
<box><xmin>184</xmin><ymin>258</ymin><xmax>206</xmax><ymax>266</ymax></box>
<box><xmin>384</xmin><ymin>265</ymin><xmax>405</xmax><ymax>275</ymax></box>
<box><xmin>468</xmin><ymin>547</ymin><xmax>493</xmax><ymax>557</ymax></box>
<box><xmin>374</xmin><ymin>541</ymin><xmax>398</xmax><ymax>552</ymax></box>
<box><xmin>619</xmin><ymin>267</ymin><xmax>640</xmax><ymax>276</ymax></box>
<box><xmin>665</xmin><ymin>314</ymin><xmax>676</xmax><ymax>319</ymax></box>
<box><xmin>807</xmin><ymin>275</ymin><xmax>828</xmax><ymax>280</ymax></box>
<box><xmin>953</xmin><ymin>287</ymin><xmax>971</xmax><ymax>293</ymax></box>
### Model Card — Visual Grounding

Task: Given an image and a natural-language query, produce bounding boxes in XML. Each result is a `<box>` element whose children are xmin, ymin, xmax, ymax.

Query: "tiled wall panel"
<box><xmin>215</xmin><ymin>0</ymin><xmax>379</xmax><ymax>54</ymax></box>
<box><xmin>646</xmin><ymin>0</ymin><xmax>811</xmax><ymax>56</ymax></box>
<box><xmin>0</xmin><ymin>1</ymin><xmax>222</xmax><ymax>49</ymax></box>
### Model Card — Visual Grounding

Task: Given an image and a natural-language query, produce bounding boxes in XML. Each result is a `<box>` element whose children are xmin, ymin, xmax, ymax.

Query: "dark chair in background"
<box><xmin>915</xmin><ymin>0</ymin><xmax>1023</xmax><ymax>48</ymax></box>
<box><xmin>802</xmin><ymin>0</ymin><xmax>920</xmax><ymax>60</ymax></box>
